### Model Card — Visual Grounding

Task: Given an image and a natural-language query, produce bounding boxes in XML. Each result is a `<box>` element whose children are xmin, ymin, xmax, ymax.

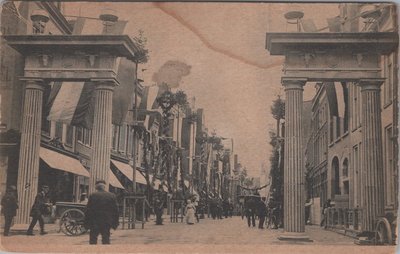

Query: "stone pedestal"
<box><xmin>89</xmin><ymin>80</ymin><xmax>116</xmax><ymax>194</ymax></box>
<box><xmin>279</xmin><ymin>78</ymin><xmax>311</xmax><ymax>242</ymax></box>
<box><xmin>16</xmin><ymin>79</ymin><xmax>46</xmax><ymax>224</ymax></box>
<box><xmin>358</xmin><ymin>79</ymin><xmax>385</xmax><ymax>232</ymax></box>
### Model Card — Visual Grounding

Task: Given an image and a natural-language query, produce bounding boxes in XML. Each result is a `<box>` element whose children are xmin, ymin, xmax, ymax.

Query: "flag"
<box><xmin>46</xmin><ymin>81</ymin><xmax>95</xmax><ymax>128</ymax></box>
<box><xmin>44</xmin><ymin>20</ymin><xmax>139</xmax><ymax>128</ymax></box>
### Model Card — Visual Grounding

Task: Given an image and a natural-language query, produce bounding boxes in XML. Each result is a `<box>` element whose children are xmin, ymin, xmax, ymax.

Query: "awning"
<box><xmin>136</xmin><ymin>171</ymin><xmax>147</xmax><ymax>185</ymax></box>
<box><xmin>111</xmin><ymin>159</ymin><xmax>133</xmax><ymax>181</ymax></box>
<box><xmin>109</xmin><ymin>170</ymin><xmax>124</xmax><ymax>189</ymax></box>
<box><xmin>40</xmin><ymin>147</ymin><xmax>89</xmax><ymax>177</ymax></box>
<box><xmin>162</xmin><ymin>184</ymin><xmax>169</xmax><ymax>192</ymax></box>
<box><xmin>111</xmin><ymin>159</ymin><xmax>147</xmax><ymax>185</ymax></box>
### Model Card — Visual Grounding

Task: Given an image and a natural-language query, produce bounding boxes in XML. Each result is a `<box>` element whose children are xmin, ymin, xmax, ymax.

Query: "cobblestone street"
<box><xmin>1</xmin><ymin>217</ymin><xmax>396</xmax><ymax>253</ymax></box>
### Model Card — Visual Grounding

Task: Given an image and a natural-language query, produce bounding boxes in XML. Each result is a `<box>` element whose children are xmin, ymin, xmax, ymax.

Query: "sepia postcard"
<box><xmin>0</xmin><ymin>1</ymin><xmax>398</xmax><ymax>253</ymax></box>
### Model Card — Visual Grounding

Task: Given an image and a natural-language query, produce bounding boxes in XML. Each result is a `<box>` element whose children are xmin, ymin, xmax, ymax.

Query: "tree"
<box><xmin>271</xmin><ymin>96</ymin><xmax>285</xmax><ymax>137</ymax></box>
<box><xmin>132</xmin><ymin>30</ymin><xmax>149</xmax><ymax>64</ymax></box>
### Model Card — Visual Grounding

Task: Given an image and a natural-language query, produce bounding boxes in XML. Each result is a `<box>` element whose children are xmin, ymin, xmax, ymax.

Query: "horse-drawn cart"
<box><xmin>55</xmin><ymin>202</ymin><xmax>87</xmax><ymax>236</ymax></box>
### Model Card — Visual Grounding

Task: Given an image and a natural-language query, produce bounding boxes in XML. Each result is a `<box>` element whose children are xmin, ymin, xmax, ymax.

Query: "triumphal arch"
<box><xmin>5</xmin><ymin>34</ymin><xmax>141</xmax><ymax>223</ymax></box>
<box><xmin>266</xmin><ymin>32</ymin><xmax>398</xmax><ymax>241</ymax></box>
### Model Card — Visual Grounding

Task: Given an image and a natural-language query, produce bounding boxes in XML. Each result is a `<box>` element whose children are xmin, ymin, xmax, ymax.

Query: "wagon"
<box><xmin>55</xmin><ymin>202</ymin><xmax>88</xmax><ymax>236</ymax></box>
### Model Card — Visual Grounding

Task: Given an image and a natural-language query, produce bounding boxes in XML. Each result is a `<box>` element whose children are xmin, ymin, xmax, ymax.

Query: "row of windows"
<box><xmin>42</xmin><ymin>120</ymin><xmax>74</xmax><ymax>146</ymax></box>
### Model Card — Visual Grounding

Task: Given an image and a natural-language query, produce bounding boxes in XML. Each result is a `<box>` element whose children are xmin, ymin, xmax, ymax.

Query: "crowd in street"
<box><xmin>2</xmin><ymin>183</ymin><xmax>283</xmax><ymax>245</ymax></box>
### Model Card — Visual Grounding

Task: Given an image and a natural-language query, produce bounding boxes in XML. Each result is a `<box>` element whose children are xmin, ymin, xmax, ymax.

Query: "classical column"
<box><xmin>89</xmin><ymin>80</ymin><xmax>116</xmax><ymax>194</ymax></box>
<box><xmin>358</xmin><ymin>79</ymin><xmax>385</xmax><ymax>232</ymax></box>
<box><xmin>16</xmin><ymin>79</ymin><xmax>46</xmax><ymax>224</ymax></box>
<box><xmin>278</xmin><ymin>78</ymin><xmax>311</xmax><ymax>241</ymax></box>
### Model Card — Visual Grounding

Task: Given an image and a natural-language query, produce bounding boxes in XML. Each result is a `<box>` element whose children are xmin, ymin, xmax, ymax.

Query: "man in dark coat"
<box><xmin>257</xmin><ymin>197</ymin><xmax>267</xmax><ymax>229</ymax></box>
<box><xmin>1</xmin><ymin>185</ymin><xmax>18</xmax><ymax>236</ymax></box>
<box><xmin>27</xmin><ymin>185</ymin><xmax>50</xmax><ymax>235</ymax></box>
<box><xmin>154</xmin><ymin>197</ymin><xmax>164</xmax><ymax>225</ymax></box>
<box><xmin>84</xmin><ymin>180</ymin><xmax>119</xmax><ymax>245</ymax></box>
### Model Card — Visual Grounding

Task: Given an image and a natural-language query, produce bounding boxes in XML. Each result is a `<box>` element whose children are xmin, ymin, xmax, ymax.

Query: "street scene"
<box><xmin>0</xmin><ymin>1</ymin><xmax>398</xmax><ymax>253</ymax></box>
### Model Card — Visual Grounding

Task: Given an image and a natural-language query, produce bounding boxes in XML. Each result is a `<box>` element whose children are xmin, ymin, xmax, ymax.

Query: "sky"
<box><xmin>64</xmin><ymin>2</ymin><xmax>340</xmax><ymax>177</ymax></box>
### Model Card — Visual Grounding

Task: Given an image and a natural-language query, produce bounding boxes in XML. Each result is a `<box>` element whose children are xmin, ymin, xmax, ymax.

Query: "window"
<box><xmin>127</xmin><ymin>126</ymin><xmax>133</xmax><ymax>155</ymax></box>
<box><xmin>77</xmin><ymin>127</ymin><xmax>92</xmax><ymax>146</ymax></box>
<box><xmin>77</xmin><ymin>127</ymin><xmax>83</xmax><ymax>143</ymax></box>
<box><xmin>343</xmin><ymin>181</ymin><xmax>349</xmax><ymax>195</ymax></box>
<box><xmin>42</xmin><ymin>119</ymin><xmax>51</xmax><ymax>136</ymax></box>
<box><xmin>342</xmin><ymin>159</ymin><xmax>349</xmax><ymax>178</ymax></box>
<box><xmin>384</xmin><ymin>126</ymin><xmax>395</xmax><ymax>206</ymax></box>
<box><xmin>55</xmin><ymin>121</ymin><xmax>63</xmax><ymax>139</ymax></box>
<box><xmin>353</xmin><ymin>145</ymin><xmax>360</xmax><ymax>207</ymax></box>
<box><xmin>384</xmin><ymin>55</ymin><xmax>394</xmax><ymax>106</ymax></box>
<box><xmin>111</xmin><ymin>125</ymin><xmax>119</xmax><ymax>151</ymax></box>
<box><xmin>65</xmin><ymin>124</ymin><xmax>73</xmax><ymax>146</ymax></box>
<box><xmin>118</xmin><ymin>125</ymin><xmax>127</xmax><ymax>153</ymax></box>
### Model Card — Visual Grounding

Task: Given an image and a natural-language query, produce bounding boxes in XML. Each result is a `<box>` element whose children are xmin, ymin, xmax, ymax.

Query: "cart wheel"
<box><xmin>375</xmin><ymin>217</ymin><xmax>392</xmax><ymax>245</ymax></box>
<box><xmin>59</xmin><ymin>208</ymin><xmax>88</xmax><ymax>236</ymax></box>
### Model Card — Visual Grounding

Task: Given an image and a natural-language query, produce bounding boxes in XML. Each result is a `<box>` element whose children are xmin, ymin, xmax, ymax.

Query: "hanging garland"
<box><xmin>238</xmin><ymin>182</ymin><xmax>270</xmax><ymax>191</ymax></box>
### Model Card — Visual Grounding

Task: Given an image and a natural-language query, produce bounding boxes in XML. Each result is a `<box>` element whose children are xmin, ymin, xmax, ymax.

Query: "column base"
<box><xmin>278</xmin><ymin>232</ymin><xmax>313</xmax><ymax>242</ymax></box>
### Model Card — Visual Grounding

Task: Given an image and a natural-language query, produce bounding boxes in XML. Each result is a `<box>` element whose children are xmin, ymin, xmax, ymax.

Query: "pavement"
<box><xmin>0</xmin><ymin>216</ymin><xmax>397</xmax><ymax>253</ymax></box>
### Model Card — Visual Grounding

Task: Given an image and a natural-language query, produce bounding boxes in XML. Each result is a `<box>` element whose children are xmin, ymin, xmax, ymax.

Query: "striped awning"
<box><xmin>109</xmin><ymin>170</ymin><xmax>124</xmax><ymax>189</ymax></box>
<box><xmin>111</xmin><ymin>159</ymin><xmax>147</xmax><ymax>185</ymax></box>
<box><xmin>40</xmin><ymin>147</ymin><xmax>89</xmax><ymax>177</ymax></box>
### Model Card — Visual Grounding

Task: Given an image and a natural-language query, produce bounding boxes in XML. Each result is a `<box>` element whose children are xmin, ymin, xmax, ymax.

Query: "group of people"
<box><xmin>242</xmin><ymin>195</ymin><xmax>279</xmax><ymax>229</ymax></box>
<box><xmin>1</xmin><ymin>180</ymin><xmax>119</xmax><ymax>245</ymax></box>
<box><xmin>244</xmin><ymin>196</ymin><xmax>268</xmax><ymax>229</ymax></box>
<box><xmin>1</xmin><ymin>184</ymin><xmax>52</xmax><ymax>236</ymax></box>
<box><xmin>209</xmin><ymin>198</ymin><xmax>233</xmax><ymax>220</ymax></box>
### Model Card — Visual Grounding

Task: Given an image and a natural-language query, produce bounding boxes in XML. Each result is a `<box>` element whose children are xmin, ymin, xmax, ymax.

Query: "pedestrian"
<box><xmin>185</xmin><ymin>199</ymin><xmax>196</xmax><ymax>225</ymax></box>
<box><xmin>27</xmin><ymin>185</ymin><xmax>51</xmax><ymax>235</ymax></box>
<box><xmin>257</xmin><ymin>197</ymin><xmax>267</xmax><ymax>229</ymax></box>
<box><xmin>210</xmin><ymin>199</ymin><xmax>217</xmax><ymax>219</ymax></box>
<box><xmin>245</xmin><ymin>197</ymin><xmax>256</xmax><ymax>227</ymax></box>
<box><xmin>84</xmin><ymin>180</ymin><xmax>119</xmax><ymax>245</ymax></box>
<box><xmin>320</xmin><ymin>199</ymin><xmax>331</xmax><ymax>229</ymax></box>
<box><xmin>193</xmin><ymin>198</ymin><xmax>200</xmax><ymax>223</ymax></box>
<box><xmin>154</xmin><ymin>197</ymin><xmax>164</xmax><ymax>225</ymax></box>
<box><xmin>217</xmin><ymin>199</ymin><xmax>223</xmax><ymax>219</ymax></box>
<box><xmin>1</xmin><ymin>185</ymin><xmax>18</xmax><ymax>236</ymax></box>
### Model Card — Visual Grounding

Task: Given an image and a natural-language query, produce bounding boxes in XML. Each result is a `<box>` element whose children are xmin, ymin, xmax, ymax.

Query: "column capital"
<box><xmin>281</xmin><ymin>78</ymin><xmax>307</xmax><ymax>91</ymax></box>
<box><xmin>20</xmin><ymin>78</ymin><xmax>46</xmax><ymax>91</ymax></box>
<box><xmin>358</xmin><ymin>78</ymin><xmax>385</xmax><ymax>92</ymax></box>
<box><xmin>91</xmin><ymin>78</ymin><xmax>119</xmax><ymax>91</ymax></box>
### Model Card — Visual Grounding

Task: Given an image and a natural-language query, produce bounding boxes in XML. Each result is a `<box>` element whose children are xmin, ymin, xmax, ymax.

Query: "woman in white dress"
<box><xmin>185</xmin><ymin>199</ymin><xmax>196</xmax><ymax>225</ymax></box>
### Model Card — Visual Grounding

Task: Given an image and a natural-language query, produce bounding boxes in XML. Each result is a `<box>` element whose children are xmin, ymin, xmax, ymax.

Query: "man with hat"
<box><xmin>1</xmin><ymin>185</ymin><xmax>18</xmax><ymax>236</ymax></box>
<box><xmin>27</xmin><ymin>185</ymin><xmax>50</xmax><ymax>235</ymax></box>
<box><xmin>84</xmin><ymin>180</ymin><xmax>119</xmax><ymax>245</ymax></box>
